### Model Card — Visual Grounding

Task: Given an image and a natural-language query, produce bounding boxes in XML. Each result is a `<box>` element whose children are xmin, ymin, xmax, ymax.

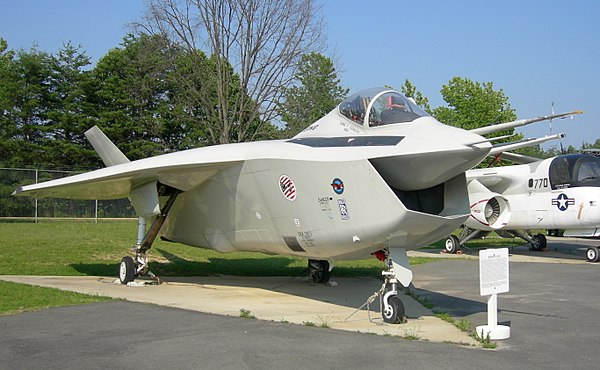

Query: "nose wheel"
<box><xmin>369</xmin><ymin>248</ymin><xmax>411</xmax><ymax>324</ymax></box>
<box><xmin>382</xmin><ymin>294</ymin><xmax>405</xmax><ymax>324</ymax></box>
<box><xmin>380</xmin><ymin>270</ymin><xmax>407</xmax><ymax>324</ymax></box>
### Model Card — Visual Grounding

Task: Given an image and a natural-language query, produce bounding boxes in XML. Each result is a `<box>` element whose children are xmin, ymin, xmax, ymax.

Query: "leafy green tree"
<box><xmin>0</xmin><ymin>38</ymin><xmax>17</xmax><ymax>163</ymax></box>
<box><xmin>581</xmin><ymin>139</ymin><xmax>600</xmax><ymax>150</ymax></box>
<box><xmin>278</xmin><ymin>53</ymin><xmax>348</xmax><ymax>137</ymax></box>
<box><xmin>170</xmin><ymin>49</ymin><xmax>256</xmax><ymax>146</ymax></box>
<box><xmin>432</xmin><ymin>77</ymin><xmax>517</xmax><ymax>135</ymax></box>
<box><xmin>44</xmin><ymin>42</ymin><xmax>99</xmax><ymax>167</ymax></box>
<box><xmin>0</xmin><ymin>44</ymin><xmax>54</xmax><ymax>166</ymax></box>
<box><xmin>0</xmin><ymin>40</ymin><xmax>98</xmax><ymax>168</ymax></box>
<box><xmin>92</xmin><ymin>34</ymin><xmax>197</xmax><ymax>159</ymax></box>
<box><xmin>431</xmin><ymin>77</ymin><xmax>522</xmax><ymax>167</ymax></box>
<box><xmin>400</xmin><ymin>79</ymin><xmax>431</xmax><ymax>114</ymax></box>
<box><xmin>92</xmin><ymin>33</ymin><xmax>263</xmax><ymax>156</ymax></box>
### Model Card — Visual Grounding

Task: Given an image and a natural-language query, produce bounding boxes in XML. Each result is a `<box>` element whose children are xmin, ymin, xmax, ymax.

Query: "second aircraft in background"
<box><xmin>445</xmin><ymin>149</ymin><xmax>600</xmax><ymax>262</ymax></box>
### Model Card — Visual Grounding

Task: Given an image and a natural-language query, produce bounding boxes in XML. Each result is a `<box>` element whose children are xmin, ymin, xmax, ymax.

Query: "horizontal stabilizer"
<box><xmin>471</xmin><ymin>110</ymin><xmax>583</xmax><ymax>136</ymax></box>
<box><xmin>85</xmin><ymin>126</ymin><xmax>130</xmax><ymax>167</ymax></box>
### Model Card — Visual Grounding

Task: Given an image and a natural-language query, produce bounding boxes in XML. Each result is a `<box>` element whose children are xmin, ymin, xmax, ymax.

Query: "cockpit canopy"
<box><xmin>549</xmin><ymin>154</ymin><xmax>600</xmax><ymax>189</ymax></box>
<box><xmin>338</xmin><ymin>87</ymin><xmax>429</xmax><ymax>127</ymax></box>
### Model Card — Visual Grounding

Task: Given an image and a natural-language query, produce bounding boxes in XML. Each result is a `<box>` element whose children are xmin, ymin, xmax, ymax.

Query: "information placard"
<box><xmin>479</xmin><ymin>248</ymin><xmax>509</xmax><ymax>296</ymax></box>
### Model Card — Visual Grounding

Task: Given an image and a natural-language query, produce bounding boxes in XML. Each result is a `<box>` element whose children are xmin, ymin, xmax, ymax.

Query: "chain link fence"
<box><xmin>0</xmin><ymin>167</ymin><xmax>135</xmax><ymax>221</ymax></box>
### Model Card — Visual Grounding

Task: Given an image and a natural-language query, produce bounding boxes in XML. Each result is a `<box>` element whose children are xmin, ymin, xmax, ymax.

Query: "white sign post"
<box><xmin>476</xmin><ymin>248</ymin><xmax>511</xmax><ymax>340</ymax></box>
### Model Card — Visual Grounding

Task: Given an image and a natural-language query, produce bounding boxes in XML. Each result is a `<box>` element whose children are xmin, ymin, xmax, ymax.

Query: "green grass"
<box><xmin>0</xmin><ymin>280</ymin><xmax>112</xmax><ymax>315</ymax></box>
<box><xmin>0</xmin><ymin>220</ymin><xmax>440</xmax><ymax>278</ymax></box>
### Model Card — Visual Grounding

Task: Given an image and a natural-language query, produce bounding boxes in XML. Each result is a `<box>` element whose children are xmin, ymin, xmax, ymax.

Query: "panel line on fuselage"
<box><xmin>286</xmin><ymin>136</ymin><xmax>404</xmax><ymax>147</ymax></box>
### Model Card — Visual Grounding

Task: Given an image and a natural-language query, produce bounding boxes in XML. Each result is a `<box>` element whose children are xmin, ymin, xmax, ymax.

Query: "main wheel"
<box><xmin>382</xmin><ymin>295</ymin><xmax>405</xmax><ymax>324</ymax></box>
<box><xmin>444</xmin><ymin>235</ymin><xmax>460</xmax><ymax>254</ymax></box>
<box><xmin>119</xmin><ymin>256</ymin><xmax>136</xmax><ymax>284</ymax></box>
<box><xmin>531</xmin><ymin>234</ymin><xmax>547</xmax><ymax>251</ymax></box>
<box><xmin>308</xmin><ymin>260</ymin><xmax>330</xmax><ymax>284</ymax></box>
<box><xmin>586</xmin><ymin>247</ymin><xmax>600</xmax><ymax>262</ymax></box>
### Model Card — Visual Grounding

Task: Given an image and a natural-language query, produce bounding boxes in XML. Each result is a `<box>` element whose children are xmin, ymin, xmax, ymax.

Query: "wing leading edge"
<box><xmin>12</xmin><ymin>160</ymin><xmax>238</xmax><ymax>199</ymax></box>
<box><xmin>13</xmin><ymin>126</ymin><xmax>248</xmax><ymax>216</ymax></box>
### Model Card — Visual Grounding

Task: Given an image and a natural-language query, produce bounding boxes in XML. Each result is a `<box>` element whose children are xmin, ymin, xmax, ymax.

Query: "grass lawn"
<box><xmin>0</xmin><ymin>280</ymin><xmax>112</xmax><ymax>315</ymax></box>
<box><xmin>0</xmin><ymin>219</ymin><xmax>524</xmax><ymax>314</ymax></box>
<box><xmin>0</xmin><ymin>219</ymin><xmax>446</xmax><ymax>278</ymax></box>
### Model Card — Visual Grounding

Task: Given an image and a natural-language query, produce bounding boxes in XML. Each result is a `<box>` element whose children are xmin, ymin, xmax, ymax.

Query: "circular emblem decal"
<box><xmin>552</xmin><ymin>193</ymin><xmax>574</xmax><ymax>211</ymax></box>
<box><xmin>279</xmin><ymin>175</ymin><xmax>297</xmax><ymax>201</ymax></box>
<box><xmin>331</xmin><ymin>178</ymin><xmax>344</xmax><ymax>194</ymax></box>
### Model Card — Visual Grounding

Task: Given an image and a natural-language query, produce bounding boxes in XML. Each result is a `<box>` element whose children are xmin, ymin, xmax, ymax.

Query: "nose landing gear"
<box><xmin>372</xmin><ymin>247</ymin><xmax>412</xmax><ymax>324</ymax></box>
<box><xmin>381</xmin><ymin>268</ymin><xmax>405</xmax><ymax>324</ymax></box>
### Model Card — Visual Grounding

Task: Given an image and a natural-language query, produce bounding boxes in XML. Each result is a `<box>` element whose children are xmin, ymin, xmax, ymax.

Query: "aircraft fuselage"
<box><xmin>162</xmin><ymin>145</ymin><xmax>473</xmax><ymax>260</ymax></box>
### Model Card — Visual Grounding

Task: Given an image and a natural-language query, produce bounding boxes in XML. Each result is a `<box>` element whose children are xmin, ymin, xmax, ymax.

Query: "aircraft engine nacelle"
<box><xmin>465</xmin><ymin>192</ymin><xmax>511</xmax><ymax>230</ymax></box>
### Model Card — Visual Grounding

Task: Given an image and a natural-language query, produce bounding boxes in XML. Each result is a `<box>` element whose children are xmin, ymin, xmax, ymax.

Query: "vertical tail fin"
<box><xmin>85</xmin><ymin>126</ymin><xmax>129</xmax><ymax>166</ymax></box>
<box><xmin>85</xmin><ymin>126</ymin><xmax>159</xmax><ymax>217</ymax></box>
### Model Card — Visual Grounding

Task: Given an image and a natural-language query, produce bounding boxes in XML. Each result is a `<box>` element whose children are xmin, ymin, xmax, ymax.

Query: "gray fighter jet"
<box><xmin>14</xmin><ymin>87</ymin><xmax>573</xmax><ymax>323</ymax></box>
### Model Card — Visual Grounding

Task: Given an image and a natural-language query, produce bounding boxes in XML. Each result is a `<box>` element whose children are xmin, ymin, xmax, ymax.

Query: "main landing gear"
<box><xmin>443</xmin><ymin>227</ymin><xmax>487</xmax><ymax>254</ymax></box>
<box><xmin>308</xmin><ymin>259</ymin><xmax>331</xmax><ymax>283</ymax></box>
<box><xmin>586</xmin><ymin>246</ymin><xmax>600</xmax><ymax>262</ymax></box>
<box><xmin>119</xmin><ymin>185</ymin><xmax>181</xmax><ymax>285</ymax></box>
<box><xmin>444</xmin><ymin>227</ymin><xmax>547</xmax><ymax>254</ymax></box>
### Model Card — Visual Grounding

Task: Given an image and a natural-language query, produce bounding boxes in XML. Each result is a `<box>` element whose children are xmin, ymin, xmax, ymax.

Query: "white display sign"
<box><xmin>479</xmin><ymin>248</ymin><xmax>509</xmax><ymax>296</ymax></box>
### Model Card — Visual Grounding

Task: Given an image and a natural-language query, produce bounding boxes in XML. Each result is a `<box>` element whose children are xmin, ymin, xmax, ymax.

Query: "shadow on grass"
<box><xmin>70</xmin><ymin>248</ymin><xmax>382</xmax><ymax>279</ymax></box>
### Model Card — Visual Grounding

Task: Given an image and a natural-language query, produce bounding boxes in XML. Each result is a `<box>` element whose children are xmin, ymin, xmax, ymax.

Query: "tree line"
<box><xmin>0</xmin><ymin>35</ymin><xmax>270</xmax><ymax>169</ymax></box>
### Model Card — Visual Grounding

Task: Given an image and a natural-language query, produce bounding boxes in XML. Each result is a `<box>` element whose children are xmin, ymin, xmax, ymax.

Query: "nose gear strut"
<box><xmin>350</xmin><ymin>248</ymin><xmax>412</xmax><ymax>324</ymax></box>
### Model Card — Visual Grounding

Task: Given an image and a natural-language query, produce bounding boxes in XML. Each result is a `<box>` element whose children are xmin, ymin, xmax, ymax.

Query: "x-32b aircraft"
<box><xmin>14</xmin><ymin>87</ymin><xmax>576</xmax><ymax>323</ymax></box>
<box><xmin>444</xmin><ymin>152</ymin><xmax>600</xmax><ymax>262</ymax></box>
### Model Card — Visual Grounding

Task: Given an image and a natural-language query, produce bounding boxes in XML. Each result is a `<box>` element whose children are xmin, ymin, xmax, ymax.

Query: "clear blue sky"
<box><xmin>1</xmin><ymin>0</ymin><xmax>598</xmax><ymax>148</ymax></box>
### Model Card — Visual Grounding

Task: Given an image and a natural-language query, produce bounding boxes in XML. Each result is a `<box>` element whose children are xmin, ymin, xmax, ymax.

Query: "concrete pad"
<box><xmin>0</xmin><ymin>275</ymin><xmax>479</xmax><ymax>346</ymax></box>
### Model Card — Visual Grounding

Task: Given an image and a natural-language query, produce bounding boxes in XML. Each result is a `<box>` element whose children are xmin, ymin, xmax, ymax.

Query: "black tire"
<box><xmin>382</xmin><ymin>295</ymin><xmax>405</xmax><ymax>324</ymax></box>
<box><xmin>309</xmin><ymin>260</ymin><xmax>330</xmax><ymax>284</ymax></box>
<box><xmin>444</xmin><ymin>235</ymin><xmax>460</xmax><ymax>254</ymax></box>
<box><xmin>586</xmin><ymin>247</ymin><xmax>600</xmax><ymax>263</ymax></box>
<box><xmin>119</xmin><ymin>256</ymin><xmax>136</xmax><ymax>284</ymax></box>
<box><xmin>531</xmin><ymin>234</ymin><xmax>547</xmax><ymax>251</ymax></box>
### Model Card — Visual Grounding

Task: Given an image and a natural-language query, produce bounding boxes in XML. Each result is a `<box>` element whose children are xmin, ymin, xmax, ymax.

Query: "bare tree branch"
<box><xmin>135</xmin><ymin>0</ymin><xmax>324</xmax><ymax>144</ymax></box>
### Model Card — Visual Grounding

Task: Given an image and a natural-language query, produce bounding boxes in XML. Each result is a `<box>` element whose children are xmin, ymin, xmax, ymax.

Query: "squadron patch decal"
<box><xmin>331</xmin><ymin>178</ymin><xmax>344</xmax><ymax>194</ymax></box>
<box><xmin>337</xmin><ymin>199</ymin><xmax>350</xmax><ymax>220</ymax></box>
